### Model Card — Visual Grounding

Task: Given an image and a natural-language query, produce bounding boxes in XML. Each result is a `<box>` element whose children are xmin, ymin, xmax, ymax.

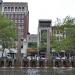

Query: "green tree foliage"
<box><xmin>28</xmin><ymin>42</ymin><xmax>37</xmax><ymax>48</ymax></box>
<box><xmin>51</xmin><ymin>16</ymin><xmax>75</xmax><ymax>52</ymax></box>
<box><xmin>39</xmin><ymin>30</ymin><xmax>47</xmax><ymax>51</ymax></box>
<box><xmin>0</xmin><ymin>12</ymin><xmax>17</xmax><ymax>48</ymax></box>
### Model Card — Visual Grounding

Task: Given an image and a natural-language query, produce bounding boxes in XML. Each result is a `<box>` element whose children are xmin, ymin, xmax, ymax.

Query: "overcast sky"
<box><xmin>3</xmin><ymin>0</ymin><xmax>75</xmax><ymax>34</ymax></box>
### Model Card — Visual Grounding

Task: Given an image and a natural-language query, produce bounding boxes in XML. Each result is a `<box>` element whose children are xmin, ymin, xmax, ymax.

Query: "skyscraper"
<box><xmin>0</xmin><ymin>0</ymin><xmax>29</xmax><ymax>39</ymax></box>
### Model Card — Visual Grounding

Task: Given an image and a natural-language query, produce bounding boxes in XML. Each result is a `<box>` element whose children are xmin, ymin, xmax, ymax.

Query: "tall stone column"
<box><xmin>16</xmin><ymin>31</ymin><xmax>22</xmax><ymax>67</ymax></box>
<box><xmin>46</xmin><ymin>28</ymin><xmax>51</xmax><ymax>66</ymax></box>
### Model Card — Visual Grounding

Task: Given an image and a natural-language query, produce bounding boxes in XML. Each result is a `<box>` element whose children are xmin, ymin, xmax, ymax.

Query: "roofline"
<box><xmin>3</xmin><ymin>2</ymin><xmax>28</xmax><ymax>4</ymax></box>
<box><xmin>39</xmin><ymin>19</ymin><xmax>52</xmax><ymax>21</ymax></box>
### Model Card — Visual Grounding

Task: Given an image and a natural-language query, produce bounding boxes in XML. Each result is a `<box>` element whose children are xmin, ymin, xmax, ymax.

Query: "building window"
<box><xmin>17</xmin><ymin>20</ymin><xmax>19</xmax><ymax>23</ymax></box>
<box><xmin>4</xmin><ymin>7</ymin><xmax>7</xmax><ymax>11</ymax></box>
<box><xmin>18</xmin><ymin>24</ymin><xmax>24</xmax><ymax>26</ymax></box>
<box><xmin>21</xmin><ymin>20</ymin><xmax>24</xmax><ymax>23</ymax></box>
<box><xmin>20</xmin><ymin>29</ymin><xmax>24</xmax><ymax>32</ymax></box>
<box><xmin>8</xmin><ymin>7</ymin><xmax>10</xmax><ymax>11</ymax></box>
<box><xmin>18</xmin><ymin>14</ymin><xmax>22</xmax><ymax>19</ymax></box>
<box><xmin>17</xmin><ymin>14</ymin><xmax>24</xmax><ymax>19</ymax></box>
<box><xmin>15</xmin><ymin>7</ymin><xmax>17</xmax><ymax>11</ymax></box>
<box><xmin>19</xmin><ymin>7</ymin><xmax>21</xmax><ymax>11</ymax></box>
<box><xmin>21</xmin><ymin>14</ymin><xmax>24</xmax><ymax>19</ymax></box>
<box><xmin>19</xmin><ymin>7</ymin><xmax>21</xmax><ymax>9</ymax></box>
<box><xmin>21</xmin><ymin>26</ymin><xmax>24</xmax><ymax>29</ymax></box>
<box><xmin>11</xmin><ymin>7</ymin><xmax>14</xmax><ymax>11</ymax></box>
<box><xmin>21</xmin><ymin>24</ymin><xmax>24</xmax><ymax>26</ymax></box>
<box><xmin>22</xmin><ymin>7</ymin><xmax>24</xmax><ymax>11</ymax></box>
<box><xmin>15</xmin><ymin>14</ymin><xmax>18</xmax><ymax>19</ymax></box>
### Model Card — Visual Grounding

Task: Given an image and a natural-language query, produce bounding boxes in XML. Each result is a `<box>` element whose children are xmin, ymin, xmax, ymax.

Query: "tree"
<box><xmin>51</xmin><ymin>16</ymin><xmax>75</xmax><ymax>52</ymax></box>
<box><xmin>0</xmin><ymin>12</ymin><xmax>17</xmax><ymax>55</ymax></box>
<box><xmin>60</xmin><ymin>16</ymin><xmax>75</xmax><ymax>52</ymax></box>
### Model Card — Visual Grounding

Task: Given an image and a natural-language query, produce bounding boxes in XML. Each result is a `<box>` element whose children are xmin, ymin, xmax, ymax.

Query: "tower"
<box><xmin>38</xmin><ymin>20</ymin><xmax>51</xmax><ymax>58</ymax></box>
<box><xmin>1</xmin><ymin>2</ymin><xmax>29</xmax><ymax>39</ymax></box>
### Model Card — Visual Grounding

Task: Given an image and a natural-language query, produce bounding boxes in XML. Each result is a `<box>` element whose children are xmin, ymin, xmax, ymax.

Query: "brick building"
<box><xmin>0</xmin><ymin>0</ymin><xmax>29</xmax><ymax>39</ymax></box>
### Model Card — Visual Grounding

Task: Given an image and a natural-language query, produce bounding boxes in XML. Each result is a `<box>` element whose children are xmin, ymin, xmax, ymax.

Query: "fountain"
<box><xmin>61</xmin><ymin>59</ymin><xmax>65</xmax><ymax>69</ymax></box>
<box><xmin>45</xmin><ymin>58</ymin><xmax>47</xmax><ymax>68</ymax></box>
<box><xmin>28</xmin><ymin>56</ymin><xmax>31</xmax><ymax>68</ymax></box>
<box><xmin>0</xmin><ymin>47</ymin><xmax>75</xmax><ymax>75</ymax></box>
<box><xmin>36</xmin><ymin>56</ymin><xmax>39</xmax><ymax>68</ymax></box>
<box><xmin>53</xmin><ymin>59</ymin><xmax>57</xmax><ymax>69</ymax></box>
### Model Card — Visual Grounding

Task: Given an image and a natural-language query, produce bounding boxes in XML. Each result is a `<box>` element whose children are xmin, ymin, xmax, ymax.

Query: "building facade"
<box><xmin>38</xmin><ymin>20</ymin><xmax>51</xmax><ymax>57</ymax></box>
<box><xmin>0</xmin><ymin>0</ymin><xmax>29</xmax><ymax>39</ymax></box>
<box><xmin>27</xmin><ymin>34</ymin><xmax>38</xmax><ymax>56</ymax></box>
<box><xmin>52</xmin><ymin>26</ymin><xmax>66</xmax><ymax>42</ymax></box>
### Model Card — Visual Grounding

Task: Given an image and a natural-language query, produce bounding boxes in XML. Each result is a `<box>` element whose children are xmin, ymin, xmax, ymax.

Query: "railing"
<box><xmin>0</xmin><ymin>57</ymin><xmax>75</xmax><ymax>68</ymax></box>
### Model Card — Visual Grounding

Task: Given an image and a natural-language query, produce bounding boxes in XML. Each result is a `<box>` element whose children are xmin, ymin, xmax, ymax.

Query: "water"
<box><xmin>0</xmin><ymin>68</ymin><xmax>75</xmax><ymax>75</ymax></box>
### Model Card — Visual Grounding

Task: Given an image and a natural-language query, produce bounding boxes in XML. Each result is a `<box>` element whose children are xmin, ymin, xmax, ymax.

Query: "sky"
<box><xmin>3</xmin><ymin>0</ymin><xmax>75</xmax><ymax>34</ymax></box>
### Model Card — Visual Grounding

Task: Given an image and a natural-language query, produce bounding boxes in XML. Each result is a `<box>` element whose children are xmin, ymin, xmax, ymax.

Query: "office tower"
<box><xmin>0</xmin><ymin>0</ymin><xmax>29</xmax><ymax>39</ymax></box>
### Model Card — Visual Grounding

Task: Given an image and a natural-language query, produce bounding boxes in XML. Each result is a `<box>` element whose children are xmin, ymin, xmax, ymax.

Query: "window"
<box><xmin>8</xmin><ymin>7</ymin><xmax>10</xmax><ymax>11</ymax></box>
<box><xmin>21</xmin><ymin>24</ymin><xmax>24</xmax><ymax>26</ymax></box>
<box><xmin>21</xmin><ymin>29</ymin><xmax>24</xmax><ymax>32</ymax></box>
<box><xmin>21</xmin><ymin>20</ymin><xmax>24</xmax><ymax>23</ymax></box>
<box><xmin>19</xmin><ymin>7</ymin><xmax>21</xmax><ymax>11</ymax></box>
<box><xmin>19</xmin><ymin>7</ymin><xmax>21</xmax><ymax>9</ymax></box>
<box><xmin>18</xmin><ymin>20</ymin><xmax>21</xmax><ymax>23</ymax></box>
<box><xmin>21</xmin><ymin>14</ymin><xmax>24</xmax><ymax>19</ymax></box>
<box><xmin>11</xmin><ymin>7</ymin><xmax>14</xmax><ymax>11</ymax></box>
<box><xmin>15</xmin><ymin>7</ymin><xmax>17</xmax><ymax>11</ymax></box>
<box><xmin>18</xmin><ymin>14</ymin><xmax>22</xmax><ymax>19</ymax></box>
<box><xmin>21</xmin><ymin>26</ymin><xmax>24</xmax><ymax>29</ymax></box>
<box><xmin>4</xmin><ymin>7</ymin><xmax>7</xmax><ymax>11</ymax></box>
<box><xmin>22</xmin><ymin>7</ymin><xmax>24</xmax><ymax>11</ymax></box>
<box><xmin>15</xmin><ymin>14</ymin><xmax>18</xmax><ymax>19</ymax></box>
